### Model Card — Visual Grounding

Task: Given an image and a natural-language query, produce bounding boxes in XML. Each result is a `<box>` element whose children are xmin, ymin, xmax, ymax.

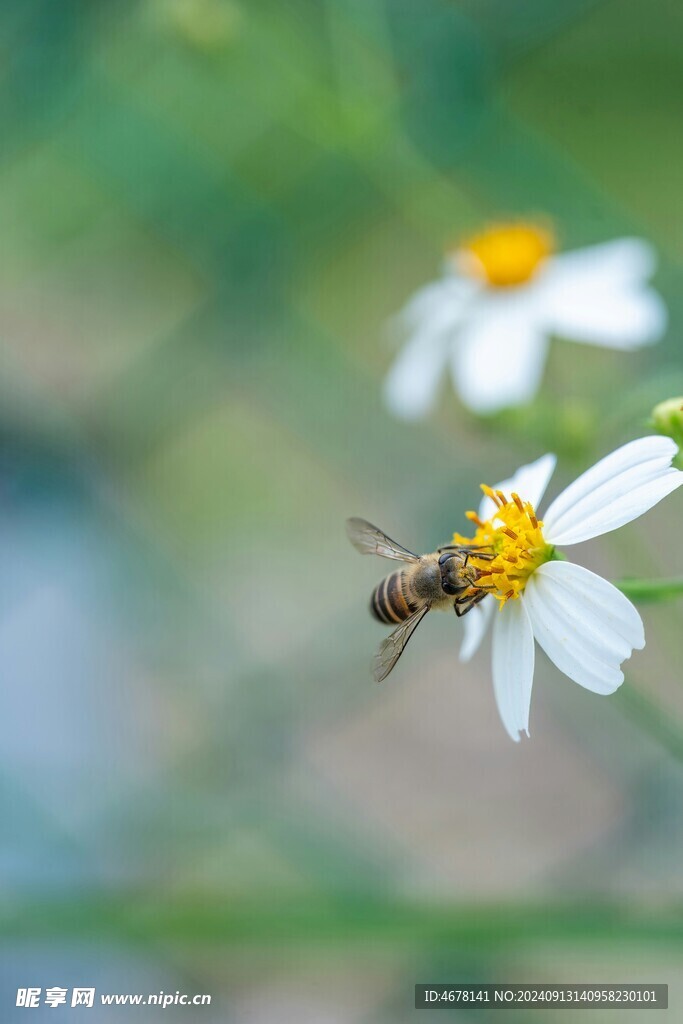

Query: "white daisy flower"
<box><xmin>384</xmin><ymin>223</ymin><xmax>667</xmax><ymax>418</ymax></box>
<box><xmin>455</xmin><ymin>436</ymin><xmax>683</xmax><ymax>741</ymax></box>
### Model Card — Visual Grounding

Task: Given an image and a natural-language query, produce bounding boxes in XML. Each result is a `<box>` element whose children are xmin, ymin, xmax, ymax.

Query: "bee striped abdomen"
<box><xmin>371</xmin><ymin>570</ymin><xmax>419</xmax><ymax>624</ymax></box>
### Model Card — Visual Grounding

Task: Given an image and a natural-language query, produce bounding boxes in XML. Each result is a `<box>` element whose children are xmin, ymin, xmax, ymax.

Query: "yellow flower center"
<box><xmin>453</xmin><ymin>485</ymin><xmax>554</xmax><ymax>607</ymax></box>
<box><xmin>454</xmin><ymin>222</ymin><xmax>554</xmax><ymax>288</ymax></box>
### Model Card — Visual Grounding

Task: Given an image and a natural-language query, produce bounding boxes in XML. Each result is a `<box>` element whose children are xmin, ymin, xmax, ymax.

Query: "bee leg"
<box><xmin>461</xmin><ymin>551</ymin><xmax>496</xmax><ymax>567</ymax></box>
<box><xmin>462</xmin><ymin>546</ymin><xmax>496</xmax><ymax>560</ymax></box>
<box><xmin>437</xmin><ymin>544</ymin><xmax>495</xmax><ymax>561</ymax></box>
<box><xmin>454</xmin><ymin>588</ymin><xmax>490</xmax><ymax>617</ymax></box>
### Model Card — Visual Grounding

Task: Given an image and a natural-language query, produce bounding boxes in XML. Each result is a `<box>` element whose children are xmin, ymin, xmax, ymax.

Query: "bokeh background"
<box><xmin>1</xmin><ymin>0</ymin><xmax>683</xmax><ymax>1020</ymax></box>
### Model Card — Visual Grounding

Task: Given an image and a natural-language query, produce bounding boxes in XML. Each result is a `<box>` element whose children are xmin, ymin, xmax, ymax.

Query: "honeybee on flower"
<box><xmin>384</xmin><ymin>223</ymin><xmax>667</xmax><ymax>419</ymax></box>
<box><xmin>348</xmin><ymin>437</ymin><xmax>683</xmax><ymax>742</ymax></box>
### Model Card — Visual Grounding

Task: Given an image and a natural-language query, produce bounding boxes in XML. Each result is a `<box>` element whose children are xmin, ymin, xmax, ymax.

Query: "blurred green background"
<box><xmin>1</xmin><ymin>0</ymin><xmax>683</xmax><ymax>1020</ymax></box>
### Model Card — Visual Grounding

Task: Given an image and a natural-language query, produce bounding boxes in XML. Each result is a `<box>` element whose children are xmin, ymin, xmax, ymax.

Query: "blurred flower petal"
<box><xmin>382</xmin><ymin>329</ymin><xmax>450</xmax><ymax>420</ymax></box>
<box><xmin>539</xmin><ymin>238</ymin><xmax>666</xmax><ymax>348</ymax></box>
<box><xmin>547</xmin><ymin>237</ymin><xmax>658</xmax><ymax>286</ymax></box>
<box><xmin>451</xmin><ymin>296</ymin><xmax>549</xmax><ymax>414</ymax></box>
<box><xmin>383</xmin><ymin>281</ymin><xmax>473</xmax><ymax>419</ymax></box>
<box><xmin>395</xmin><ymin>278</ymin><xmax>476</xmax><ymax>334</ymax></box>
<box><xmin>542</xmin><ymin>282</ymin><xmax>666</xmax><ymax>349</ymax></box>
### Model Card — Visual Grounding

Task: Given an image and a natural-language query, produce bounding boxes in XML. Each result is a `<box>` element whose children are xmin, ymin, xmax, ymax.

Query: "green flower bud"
<box><xmin>651</xmin><ymin>397</ymin><xmax>683</xmax><ymax>452</ymax></box>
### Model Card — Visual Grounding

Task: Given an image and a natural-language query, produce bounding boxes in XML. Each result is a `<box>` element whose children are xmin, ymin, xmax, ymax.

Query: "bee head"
<box><xmin>438</xmin><ymin>551</ymin><xmax>478</xmax><ymax>595</ymax></box>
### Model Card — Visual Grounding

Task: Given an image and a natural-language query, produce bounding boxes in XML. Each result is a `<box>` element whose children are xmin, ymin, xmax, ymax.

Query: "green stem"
<box><xmin>1</xmin><ymin>896</ymin><xmax>683</xmax><ymax>948</ymax></box>
<box><xmin>615</xmin><ymin>578</ymin><xmax>683</xmax><ymax>603</ymax></box>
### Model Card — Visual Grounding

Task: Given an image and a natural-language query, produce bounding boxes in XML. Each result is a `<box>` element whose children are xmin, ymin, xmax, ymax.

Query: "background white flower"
<box><xmin>384</xmin><ymin>226</ymin><xmax>667</xmax><ymax>419</ymax></box>
<box><xmin>458</xmin><ymin>437</ymin><xmax>683</xmax><ymax>742</ymax></box>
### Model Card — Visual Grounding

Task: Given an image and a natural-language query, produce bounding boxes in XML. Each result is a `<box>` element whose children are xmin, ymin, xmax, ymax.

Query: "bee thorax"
<box><xmin>411</xmin><ymin>558</ymin><xmax>443</xmax><ymax>601</ymax></box>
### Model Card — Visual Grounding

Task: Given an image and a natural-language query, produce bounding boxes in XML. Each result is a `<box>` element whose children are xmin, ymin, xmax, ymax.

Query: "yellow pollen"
<box><xmin>453</xmin><ymin>221</ymin><xmax>555</xmax><ymax>288</ymax></box>
<box><xmin>453</xmin><ymin>485</ymin><xmax>554</xmax><ymax>608</ymax></box>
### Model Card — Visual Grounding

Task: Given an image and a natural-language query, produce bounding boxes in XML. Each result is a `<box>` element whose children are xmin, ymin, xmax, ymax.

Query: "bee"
<box><xmin>346</xmin><ymin>517</ymin><xmax>495</xmax><ymax>682</ymax></box>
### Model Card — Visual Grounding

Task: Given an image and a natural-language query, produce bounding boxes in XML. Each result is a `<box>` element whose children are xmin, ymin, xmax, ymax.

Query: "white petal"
<box><xmin>544</xmin><ymin>285</ymin><xmax>666</xmax><ymax>350</ymax></box>
<box><xmin>491</xmin><ymin>597</ymin><xmax>535</xmax><ymax>742</ymax></box>
<box><xmin>383</xmin><ymin>331</ymin><xmax>450</xmax><ymax>420</ymax></box>
<box><xmin>539</xmin><ymin>239</ymin><xmax>666</xmax><ymax>349</ymax></box>
<box><xmin>545</xmin><ymin>238</ymin><xmax>658</xmax><ymax>287</ymax></box>
<box><xmin>543</xmin><ymin>436</ymin><xmax>683</xmax><ymax>546</ymax></box>
<box><xmin>479</xmin><ymin>453</ymin><xmax>557</xmax><ymax>522</ymax></box>
<box><xmin>383</xmin><ymin>280</ymin><xmax>471</xmax><ymax>420</ymax></box>
<box><xmin>394</xmin><ymin>277</ymin><xmax>477</xmax><ymax>334</ymax></box>
<box><xmin>451</xmin><ymin>293</ymin><xmax>549</xmax><ymax>414</ymax></box>
<box><xmin>459</xmin><ymin>597</ymin><xmax>494</xmax><ymax>662</ymax></box>
<box><xmin>524</xmin><ymin>561</ymin><xmax>644</xmax><ymax>695</ymax></box>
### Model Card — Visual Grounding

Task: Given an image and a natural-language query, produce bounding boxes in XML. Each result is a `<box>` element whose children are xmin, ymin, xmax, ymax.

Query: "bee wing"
<box><xmin>373</xmin><ymin>605</ymin><xmax>430</xmax><ymax>682</ymax></box>
<box><xmin>437</xmin><ymin>544</ymin><xmax>496</xmax><ymax>560</ymax></box>
<box><xmin>346</xmin><ymin>518</ymin><xmax>419</xmax><ymax>563</ymax></box>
